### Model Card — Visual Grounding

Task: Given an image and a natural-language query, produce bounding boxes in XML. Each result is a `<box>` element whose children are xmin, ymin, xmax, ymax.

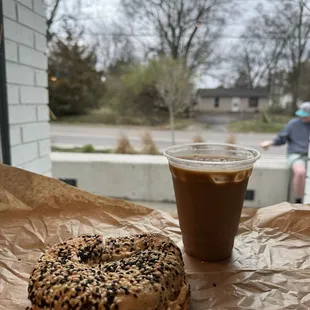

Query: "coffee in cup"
<box><xmin>164</xmin><ymin>143</ymin><xmax>260</xmax><ymax>261</ymax></box>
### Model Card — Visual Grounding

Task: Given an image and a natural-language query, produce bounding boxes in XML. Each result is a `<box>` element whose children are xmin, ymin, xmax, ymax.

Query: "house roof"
<box><xmin>196</xmin><ymin>87</ymin><xmax>269</xmax><ymax>98</ymax></box>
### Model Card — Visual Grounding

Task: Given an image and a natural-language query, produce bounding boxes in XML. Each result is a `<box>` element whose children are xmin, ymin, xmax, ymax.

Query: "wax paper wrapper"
<box><xmin>1</xmin><ymin>163</ymin><xmax>310</xmax><ymax>309</ymax></box>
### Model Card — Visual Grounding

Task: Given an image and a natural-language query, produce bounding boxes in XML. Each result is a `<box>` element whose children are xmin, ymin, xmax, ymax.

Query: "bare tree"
<box><xmin>92</xmin><ymin>22</ymin><xmax>137</xmax><ymax>71</ymax></box>
<box><xmin>43</xmin><ymin>0</ymin><xmax>96</xmax><ymax>43</ymax></box>
<box><xmin>120</xmin><ymin>0</ymin><xmax>234</xmax><ymax>72</ymax></box>
<box><xmin>284</xmin><ymin>0</ymin><xmax>310</xmax><ymax>112</ymax></box>
<box><xmin>148</xmin><ymin>57</ymin><xmax>192</xmax><ymax>144</ymax></box>
<box><xmin>300</xmin><ymin>0</ymin><xmax>310</xmax><ymax>12</ymax></box>
<box><xmin>298</xmin><ymin>60</ymin><xmax>310</xmax><ymax>101</ymax></box>
<box><xmin>232</xmin><ymin>0</ymin><xmax>310</xmax><ymax>113</ymax></box>
<box><xmin>231</xmin><ymin>36</ymin><xmax>286</xmax><ymax>90</ymax></box>
<box><xmin>44</xmin><ymin>0</ymin><xmax>61</xmax><ymax>42</ymax></box>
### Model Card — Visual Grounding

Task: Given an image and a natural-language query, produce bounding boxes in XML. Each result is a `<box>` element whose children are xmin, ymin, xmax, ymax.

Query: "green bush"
<box><xmin>49</xmin><ymin>29</ymin><xmax>105</xmax><ymax>116</ymax></box>
<box><xmin>81</xmin><ymin>144</ymin><xmax>96</xmax><ymax>153</ymax></box>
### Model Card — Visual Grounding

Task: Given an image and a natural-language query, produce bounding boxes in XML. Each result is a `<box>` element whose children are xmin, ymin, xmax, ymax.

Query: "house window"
<box><xmin>214</xmin><ymin>97</ymin><xmax>220</xmax><ymax>108</ymax></box>
<box><xmin>249</xmin><ymin>97</ymin><xmax>259</xmax><ymax>108</ymax></box>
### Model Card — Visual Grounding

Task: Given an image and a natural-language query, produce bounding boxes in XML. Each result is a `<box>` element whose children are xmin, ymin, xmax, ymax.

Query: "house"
<box><xmin>195</xmin><ymin>87</ymin><xmax>269</xmax><ymax>113</ymax></box>
<box><xmin>0</xmin><ymin>0</ymin><xmax>51</xmax><ymax>175</ymax></box>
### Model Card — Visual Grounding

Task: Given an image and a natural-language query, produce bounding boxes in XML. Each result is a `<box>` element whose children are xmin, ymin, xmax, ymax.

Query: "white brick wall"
<box><xmin>19</xmin><ymin>45</ymin><xmax>47</xmax><ymax>69</ymax></box>
<box><xmin>35</xmin><ymin>32</ymin><xmax>47</xmax><ymax>52</ymax></box>
<box><xmin>11</xmin><ymin>142</ymin><xmax>39</xmax><ymax>166</ymax></box>
<box><xmin>20</xmin><ymin>86</ymin><xmax>48</xmax><ymax>104</ymax></box>
<box><xmin>22</xmin><ymin>123</ymin><xmax>50</xmax><ymax>143</ymax></box>
<box><xmin>3</xmin><ymin>0</ymin><xmax>16</xmax><ymax>20</ymax></box>
<box><xmin>3</xmin><ymin>0</ymin><xmax>51</xmax><ymax>175</ymax></box>
<box><xmin>39</xmin><ymin>139</ymin><xmax>51</xmax><ymax>156</ymax></box>
<box><xmin>33</xmin><ymin>0</ymin><xmax>45</xmax><ymax>17</ymax></box>
<box><xmin>23</xmin><ymin>156</ymin><xmax>52</xmax><ymax>174</ymax></box>
<box><xmin>37</xmin><ymin>106</ymin><xmax>49</xmax><ymax>121</ymax></box>
<box><xmin>10</xmin><ymin>126</ymin><xmax>22</xmax><ymax>146</ymax></box>
<box><xmin>6</xmin><ymin>62</ymin><xmax>35</xmax><ymax>85</ymax></box>
<box><xmin>17</xmin><ymin>4</ymin><xmax>46</xmax><ymax>33</ymax></box>
<box><xmin>9</xmin><ymin>105</ymin><xmax>37</xmax><ymax>124</ymax></box>
<box><xmin>5</xmin><ymin>40</ymin><xmax>18</xmax><ymax>62</ymax></box>
<box><xmin>35</xmin><ymin>69</ymin><xmax>48</xmax><ymax>87</ymax></box>
<box><xmin>7</xmin><ymin>85</ymin><xmax>19</xmax><ymax>104</ymax></box>
<box><xmin>3</xmin><ymin>18</ymin><xmax>34</xmax><ymax>47</ymax></box>
<box><xmin>16</xmin><ymin>0</ymin><xmax>33</xmax><ymax>9</ymax></box>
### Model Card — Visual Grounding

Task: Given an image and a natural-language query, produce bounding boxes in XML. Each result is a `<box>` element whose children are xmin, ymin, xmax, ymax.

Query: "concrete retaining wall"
<box><xmin>51</xmin><ymin>153</ymin><xmax>290</xmax><ymax>208</ymax></box>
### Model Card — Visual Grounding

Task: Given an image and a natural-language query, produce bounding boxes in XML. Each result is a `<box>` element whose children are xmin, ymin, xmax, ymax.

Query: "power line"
<box><xmin>84</xmin><ymin>31</ymin><xmax>309</xmax><ymax>41</ymax></box>
<box><xmin>70</xmin><ymin>0</ymin><xmax>309</xmax><ymax>17</ymax></box>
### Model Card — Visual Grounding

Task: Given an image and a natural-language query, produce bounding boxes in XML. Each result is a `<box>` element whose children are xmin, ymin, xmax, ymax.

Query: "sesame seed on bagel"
<box><xmin>27</xmin><ymin>233</ymin><xmax>190</xmax><ymax>310</ymax></box>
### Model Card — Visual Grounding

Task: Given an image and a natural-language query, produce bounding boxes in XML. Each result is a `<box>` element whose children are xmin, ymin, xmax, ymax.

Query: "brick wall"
<box><xmin>2</xmin><ymin>0</ymin><xmax>51</xmax><ymax>176</ymax></box>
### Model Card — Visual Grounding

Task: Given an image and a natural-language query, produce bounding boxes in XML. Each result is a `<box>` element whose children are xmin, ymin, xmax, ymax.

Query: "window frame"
<box><xmin>214</xmin><ymin>97</ymin><xmax>220</xmax><ymax>108</ymax></box>
<box><xmin>0</xmin><ymin>3</ymin><xmax>12</xmax><ymax>165</ymax></box>
<box><xmin>248</xmin><ymin>97</ymin><xmax>259</xmax><ymax>108</ymax></box>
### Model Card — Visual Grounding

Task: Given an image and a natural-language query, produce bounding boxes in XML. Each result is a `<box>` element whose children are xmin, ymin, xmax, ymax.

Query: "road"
<box><xmin>51</xmin><ymin>124</ymin><xmax>287</xmax><ymax>156</ymax></box>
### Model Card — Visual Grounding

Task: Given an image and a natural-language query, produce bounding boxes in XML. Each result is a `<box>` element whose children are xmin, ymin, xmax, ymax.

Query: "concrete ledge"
<box><xmin>51</xmin><ymin>153</ymin><xmax>290</xmax><ymax>208</ymax></box>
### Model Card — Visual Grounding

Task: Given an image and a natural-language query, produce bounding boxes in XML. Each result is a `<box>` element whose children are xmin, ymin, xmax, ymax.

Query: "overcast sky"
<box><xmin>56</xmin><ymin>0</ymin><xmax>269</xmax><ymax>87</ymax></box>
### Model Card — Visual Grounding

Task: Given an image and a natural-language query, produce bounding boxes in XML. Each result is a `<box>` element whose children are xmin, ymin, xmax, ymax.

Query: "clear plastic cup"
<box><xmin>163</xmin><ymin>143</ymin><xmax>260</xmax><ymax>261</ymax></box>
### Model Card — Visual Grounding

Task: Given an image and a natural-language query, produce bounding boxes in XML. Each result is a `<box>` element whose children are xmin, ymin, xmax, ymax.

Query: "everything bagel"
<box><xmin>27</xmin><ymin>233</ymin><xmax>189</xmax><ymax>310</ymax></box>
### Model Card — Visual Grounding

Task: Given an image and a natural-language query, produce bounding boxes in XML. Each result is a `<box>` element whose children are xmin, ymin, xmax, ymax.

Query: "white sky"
<box><xmin>56</xmin><ymin>0</ymin><xmax>269</xmax><ymax>87</ymax></box>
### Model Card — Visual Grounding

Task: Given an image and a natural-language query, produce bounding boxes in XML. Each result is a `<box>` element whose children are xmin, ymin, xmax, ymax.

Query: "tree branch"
<box><xmin>46</xmin><ymin>0</ymin><xmax>62</xmax><ymax>42</ymax></box>
<box><xmin>120</xmin><ymin>0</ymin><xmax>230</xmax><ymax>71</ymax></box>
<box><xmin>184</xmin><ymin>6</ymin><xmax>208</xmax><ymax>58</ymax></box>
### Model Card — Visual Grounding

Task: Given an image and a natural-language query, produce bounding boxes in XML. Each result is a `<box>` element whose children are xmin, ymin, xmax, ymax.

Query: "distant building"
<box><xmin>195</xmin><ymin>88</ymin><xmax>269</xmax><ymax>113</ymax></box>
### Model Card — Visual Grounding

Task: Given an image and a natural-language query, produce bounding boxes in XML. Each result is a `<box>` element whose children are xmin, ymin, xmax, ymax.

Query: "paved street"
<box><xmin>51</xmin><ymin>124</ymin><xmax>287</xmax><ymax>156</ymax></box>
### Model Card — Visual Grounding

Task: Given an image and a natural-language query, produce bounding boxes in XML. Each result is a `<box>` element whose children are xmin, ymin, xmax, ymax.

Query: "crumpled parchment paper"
<box><xmin>0</xmin><ymin>163</ymin><xmax>310</xmax><ymax>309</ymax></box>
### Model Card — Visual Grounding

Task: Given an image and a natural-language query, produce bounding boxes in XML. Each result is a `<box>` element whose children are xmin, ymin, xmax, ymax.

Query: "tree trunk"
<box><xmin>291</xmin><ymin>88</ymin><xmax>299</xmax><ymax>115</ymax></box>
<box><xmin>169</xmin><ymin>103</ymin><xmax>175</xmax><ymax>145</ymax></box>
<box><xmin>291</xmin><ymin>75</ymin><xmax>300</xmax><ymax>115</ymax></box>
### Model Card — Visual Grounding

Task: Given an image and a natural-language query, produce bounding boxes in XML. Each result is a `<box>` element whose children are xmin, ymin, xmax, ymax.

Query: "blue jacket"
<box><xmin>273</xmin><ymin>118</ymin><xmax>310</xmax><ymax>155</ymax></box>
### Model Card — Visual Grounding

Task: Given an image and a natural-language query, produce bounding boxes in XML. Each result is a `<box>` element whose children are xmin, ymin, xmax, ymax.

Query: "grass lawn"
<box><xmin>52</xmin><ymin>133</ymin><xmax>162</xmax><ymax>155</ymax></box>
<box><xmin>229</xmin><ymin>114</ymin><xmax>292</xmax><ymax>133</ymax></box>
<box><xmin>51</xmin><ymin>145</ymin><xmax>161</xmax><ymax>155</ymax></box>
<box><xmin>52</xmin><ymin>145</ymin><xmax>113</xmax><ymax>153</ymax></box>
<box><xmin>53</xmin><ymin>108</ymin><xmax>193</xmax><ymax>130</ymax></box>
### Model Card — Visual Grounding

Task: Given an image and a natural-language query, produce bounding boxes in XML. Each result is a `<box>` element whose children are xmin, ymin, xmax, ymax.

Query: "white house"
<box><xmin>195</xmin><ymin>87</ymin><xmax>269</xmax><ymax>113</ymax></box>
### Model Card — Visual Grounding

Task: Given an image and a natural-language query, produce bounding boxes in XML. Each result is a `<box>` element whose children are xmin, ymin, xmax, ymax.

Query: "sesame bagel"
<box><xmin>27</xmin><ymin>233</ymin><xmax>189</xmax><ymax>310</ymax></box>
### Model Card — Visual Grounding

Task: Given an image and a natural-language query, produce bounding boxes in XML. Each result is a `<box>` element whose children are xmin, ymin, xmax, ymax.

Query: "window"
<box><xmin>249</xmin><ymin>97</ymin><xmax>259</xmax><ymax>108</ymax></box>
<box><xmin>214</xmin><ymin>97</ymin><xmax>220</xmax><ymax>108</ymax></box>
